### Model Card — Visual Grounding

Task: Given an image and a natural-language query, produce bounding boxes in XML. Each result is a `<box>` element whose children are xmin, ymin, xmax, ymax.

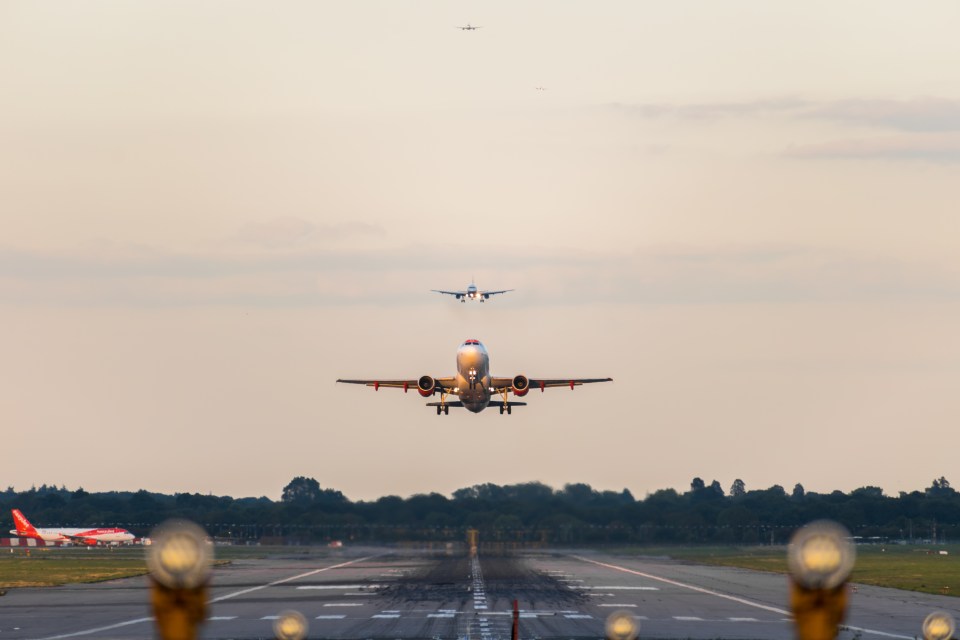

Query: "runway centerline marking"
<box><xmin>573</xmin><ymin>556</ymin><xmax>914</xmax><ymax>640</ymax></box>
<box><xmin>39</xmin><ymin>555</ymin><xmax>378</xmax><ymax>640</ymax></box>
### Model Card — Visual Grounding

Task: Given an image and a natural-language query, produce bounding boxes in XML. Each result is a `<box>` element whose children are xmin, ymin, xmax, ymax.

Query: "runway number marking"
<box><xmin>572</xmin><ymin>556</ymin><xmax>915</xmax><ymax>640</ymax></box>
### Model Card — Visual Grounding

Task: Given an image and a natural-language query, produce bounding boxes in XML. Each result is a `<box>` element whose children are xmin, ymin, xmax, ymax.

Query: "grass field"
<box><xmin>616</xmin><ymin>544</ymin><xmax>960</xmax><ymax>596</ymax></box>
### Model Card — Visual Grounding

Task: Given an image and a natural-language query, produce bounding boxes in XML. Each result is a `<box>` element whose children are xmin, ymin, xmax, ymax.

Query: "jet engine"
<box><xmin>512</xmin><ymin>375</ymin><xmax>530</xmax><ymax>397</ymax></box>
<box><xmin>417</xmin><ymin>375</ymin><xmax>437</xmax><ymax>397</ymax></box>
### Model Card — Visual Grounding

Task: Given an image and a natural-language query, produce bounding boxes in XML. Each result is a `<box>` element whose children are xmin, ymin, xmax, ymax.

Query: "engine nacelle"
<box><xmin>512</xmin><ymin>375</ymin><xmax>530</xmax><ymax>397</ymax></box>
<box><xmin>418</xmin><ymin>375</ymin><xmax>437</xmax><ymax>397</ymax></box>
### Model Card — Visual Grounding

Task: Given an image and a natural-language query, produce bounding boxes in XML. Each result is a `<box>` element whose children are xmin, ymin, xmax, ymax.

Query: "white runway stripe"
<box><xmin>573</xmin><ymin>586</ymin><xmax>659</xmax><ymax>590</ymax></box>
<box><xmin>323</xmin><ymin>603</ymin><xmax>363</xmax><ymax>607</ymax></box>
<box><xmin>296</xmin><ymin>584</ymin><xmax>380</xmax><ymax>590</ymax></box>
<box><xmin>674</xmin><ymin>616</ymin><xmax>703</xmax><ymax>621</ymax></box>
<box><xmin>373</xmin><ymin>614</ymin><xmax>400</xmax><ymax>619</ymax></box>
<box><xmin>207</xmin><ymin>616</ymin><xmax>237</xmax><ymax>621</ymax></box>
<box><xmin>315</xmin><ymin>615</ymin><xmax>347</xmax><ymax>620</ymax></box>
<box><xmin>598</xmin><ymin>604</ymin><xmax>637</xmax><ymax>608</ymax></box>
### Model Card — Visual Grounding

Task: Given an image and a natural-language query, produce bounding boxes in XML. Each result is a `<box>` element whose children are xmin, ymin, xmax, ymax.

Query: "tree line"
<box><xmin>2</xmin><ymin>477</ymin><xmax>959</xmax><ymax>545</ymax></box>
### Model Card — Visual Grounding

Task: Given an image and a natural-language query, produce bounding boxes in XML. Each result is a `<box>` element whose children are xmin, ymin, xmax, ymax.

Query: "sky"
<box><xmin>2</xmin><ymin>1</ymin><xmax>958</xmax><ymax>501</ymax></box>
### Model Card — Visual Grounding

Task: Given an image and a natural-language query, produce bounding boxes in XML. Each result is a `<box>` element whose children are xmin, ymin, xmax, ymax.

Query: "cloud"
<box><xmin>785</xmin><ymin>133</ymin><xmax>960</xmax><ymax>162</ymax></box>
<box><xmin>235</xmin><ymin>217</ymin><xmax>384</xmax><ymax>249</ymax></box>
<box><xmin>806</xmin><ymin>99</ymin><xmax>960</xmax><ymax>132</ymax></box>
<box><xmin>0</xmin><ymin>243</ymin><xmax>956</xmax><ymax>308</ymax></box>
<box><xmin>609</xmin><ymin>97</ymin><xmax>960</xmax><ymax>133</ymax></box>
<box><xmin>608</xmin><ymin>98</ymin><xmax>808</xmax><ymax>121</ymax></box>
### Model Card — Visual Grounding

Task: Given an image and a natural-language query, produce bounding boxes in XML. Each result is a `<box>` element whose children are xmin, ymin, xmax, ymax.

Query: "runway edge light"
<box><xmin>274</xmin><ymin>610</ymin><xmax>309</xmax><ymax>640</ymax></box>
<box><xmin>923</xmin><ymin>611</ymin><xmax>956</xmax><ymax>640</ymax></box>
<box><xmin>146</xmin><ymin>519</ymin><xmax>214</xmax><ymax>640</ymax></box>
<box><xmin>605</xmin><ymin>610</ymin><xmax>640</xmax><ymax>640</ymax></box>
<box><xmin>787</xmin><ymin>520</ymin><xmax>855</xmax><ymax>640</ymax></box>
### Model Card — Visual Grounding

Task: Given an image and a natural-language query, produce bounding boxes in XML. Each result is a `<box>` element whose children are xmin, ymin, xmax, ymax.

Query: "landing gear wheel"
<box><xmin>499</xmin><ymin>406</ymin><xmax>504</xmax><ymax>415</ymax></box>
<box><xmin>507</xmin><ymin>406</ymin><xmax>512</xmax><ymax>415</ymax></box>
<box><xmin>444</xmin><ymin>406</ymin><xmax>449</xmax><ymax>415</ymax></box>
<box><xmin>436</xmin><ymin>406</ymin><xmax>442</xmax><ymax>415</ymax></box>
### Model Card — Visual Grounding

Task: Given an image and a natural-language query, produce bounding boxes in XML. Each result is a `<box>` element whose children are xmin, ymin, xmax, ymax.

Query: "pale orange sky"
<box><xmin>1</xmin><ymin>2</ymin><xmax>958</xmax><ymax>500</ymax></box>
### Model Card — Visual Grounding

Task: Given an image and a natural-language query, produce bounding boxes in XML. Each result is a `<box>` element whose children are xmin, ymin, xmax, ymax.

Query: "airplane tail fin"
<box><xmin>11</xmin><ymin>509</ymin><xmax>38</xmax><ymax>537</ymax></box>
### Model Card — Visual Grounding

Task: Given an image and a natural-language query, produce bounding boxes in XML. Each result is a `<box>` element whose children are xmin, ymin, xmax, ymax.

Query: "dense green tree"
<box><xmin>730</xmin><ymin>479</ymin><xmax>746</xmax><ymax>497</ymax></box>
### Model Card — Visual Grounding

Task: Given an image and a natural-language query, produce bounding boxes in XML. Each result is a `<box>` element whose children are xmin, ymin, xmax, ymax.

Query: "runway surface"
<box><xmin>1</xmin><ymin>547</ymin><xmax>957</xmax><ymax>639</ymax></box>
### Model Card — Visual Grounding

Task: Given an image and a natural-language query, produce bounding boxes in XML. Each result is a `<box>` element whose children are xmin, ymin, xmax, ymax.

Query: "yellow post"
<box><xmin>787</xmin><ymin>521</ymin><xmax>855</xmax><ymax>640</ymax></box>
<box><xmin>146</xmin><ymin>520</ymin><xmax>214</xmax><ymax>640</ymax></box>
<box><xmin>467</xmin><ymin>528</ymin><xmax>479</xmax><ymax>557</ymax></box>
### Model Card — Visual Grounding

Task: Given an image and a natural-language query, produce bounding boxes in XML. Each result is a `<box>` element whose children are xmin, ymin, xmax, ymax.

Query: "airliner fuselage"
<box><xmin>456</xmin><ymin>339</ymin><xmax>491</xmax><ymax>412</ymax></box>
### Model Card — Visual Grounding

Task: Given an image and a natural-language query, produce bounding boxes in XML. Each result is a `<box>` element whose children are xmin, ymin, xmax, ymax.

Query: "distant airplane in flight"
<box><xmin>338</xmin><ymin>339</ymin><xmax>612</xmax><ymax>415</ymax></box>
<box><xmin>9</xmin><ymin>509</ymin><xmax>136</xmax><ymax>545</ymax></box>
<box><xmin>535</xmin><ymin>86</ymin><xmax>547</xmax><ymax>91</ymax></box>
<box><xmin>432</xmin><ymin>280</ymin><xmax>513</xmax><ymax>302</ymax></box>
<box><xmin>457</xmin><ymin>24</ymin><xmax>482</xmax><ymax>30</ymax></box>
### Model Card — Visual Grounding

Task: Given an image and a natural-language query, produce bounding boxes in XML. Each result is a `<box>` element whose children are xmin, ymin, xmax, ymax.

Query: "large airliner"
<box><xmin>338</xmin><ymin>339</ymin><xmax>611</xmax><ymax>414</ymax></box>
<box><xmin>431</xmin><ymin>280</ymin><xmax>513</xmax><ymax>302</ymax></box>
<box><xmin>9</xmin><ymin>509</ymin><xmax>135</xmax><ymax>545</ymax></box>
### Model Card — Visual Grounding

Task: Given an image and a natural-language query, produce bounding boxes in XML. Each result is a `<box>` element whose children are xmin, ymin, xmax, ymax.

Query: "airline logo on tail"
<box><xmin>11</xmin><ymin>509</ymin><xmax>39</xmax><ymax>537</ymax></box>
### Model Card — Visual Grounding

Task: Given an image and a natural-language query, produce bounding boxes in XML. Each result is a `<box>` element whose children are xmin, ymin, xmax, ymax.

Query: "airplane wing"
<box><xmin>490</xmin><ymin>377</ymin><xmax>612</xmax><ymax>391</ymax></box>
<box><xmin>431</xmin><ymin>289</ymin><xmax>467</xmax><ymax>297</ymax></box>
<box><xmin>479</xmin><ymin>289</ymin><xmax>514</xmax><ymax>297</ymax></box>
<box><xmin>337</xmin><ymin>378</ymin><xmax>457</xmax><ymax>391</ymax></box>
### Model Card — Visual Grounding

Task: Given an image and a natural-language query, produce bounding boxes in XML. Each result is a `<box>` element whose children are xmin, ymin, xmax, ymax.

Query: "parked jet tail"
<box><xmin>11</xmin><ymin>509</ymin><xmax>39</xmax><ymax>537</ymax></box>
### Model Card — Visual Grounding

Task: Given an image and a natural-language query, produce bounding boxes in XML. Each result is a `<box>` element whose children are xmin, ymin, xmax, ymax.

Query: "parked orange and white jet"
<box><xmin>338</xmin><ymin>339</ymin><xmax>611</xmax><ymax>415</ymax></box>
<box><xmin>9</xmin><ymin>509</ymin><xmax>135</xmax><ymax>545</ymax></box>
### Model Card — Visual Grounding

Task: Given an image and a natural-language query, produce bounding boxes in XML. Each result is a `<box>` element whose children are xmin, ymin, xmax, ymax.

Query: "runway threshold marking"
<box><xmin>39</xmin><ymin>555</ymin><xmax>378</xmax><ymax>640</ymax></box>
<box><xmin>572</xmin><ymin>556</ymin><xmax>914</xmax><ymax>640</ymax></box>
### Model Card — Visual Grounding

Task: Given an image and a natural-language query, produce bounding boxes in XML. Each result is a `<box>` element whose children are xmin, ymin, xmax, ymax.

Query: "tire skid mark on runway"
<box><xmin>573</xmin><ymin>555</ymin><xmax>915</xmax><ymax>640</ymax></box>
<box><xmin>38</xmin><ymin>555</ymin><xmax>377</xmax><ymax>640</ymax></box>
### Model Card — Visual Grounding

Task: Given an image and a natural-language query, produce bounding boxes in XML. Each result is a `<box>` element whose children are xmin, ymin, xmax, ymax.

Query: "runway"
<box><xmin>0</xmin><ymin>547</ymin><xmax>956</xmax><ymax>639</ymax></box>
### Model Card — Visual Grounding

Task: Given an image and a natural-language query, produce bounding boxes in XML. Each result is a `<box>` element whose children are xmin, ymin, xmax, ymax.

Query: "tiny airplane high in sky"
<box><xmin>338</xmin><ymin>339</ymin><xmax>612</xmax><ymax>415</ymax></box>
<box><xmin>9</xmin><ymin>509</ymin><xmax>135</xmax><ymax>545</ymax></box>
<box><xmin>456</xmin><ymin>24</ymin><xmax>482</xmax><ymax>30</ymax></box>
<box><xmin>431</xmin><ymin>280</ymin><xmax>513</xmax><ymax>302</ymax></box>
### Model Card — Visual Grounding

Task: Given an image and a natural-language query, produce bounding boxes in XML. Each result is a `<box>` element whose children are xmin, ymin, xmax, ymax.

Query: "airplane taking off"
<box><xmin>432</xmin><ymin>280</ymin><xmax>513</xmax><ymax>302</ymax></box>
<box><xmin>9</xmin><ymin>509</ymin><xmax>135</xmax><ymax>545</ymax></box>
<box><xmin>338</xmin><ymin>339</ymin><xmax>611</xmax><ymax>415</ymax></box>
<box><xmin>456</xmin><ymin>24</ymin><xmax>482</xmax><ymax>30</ymax></box>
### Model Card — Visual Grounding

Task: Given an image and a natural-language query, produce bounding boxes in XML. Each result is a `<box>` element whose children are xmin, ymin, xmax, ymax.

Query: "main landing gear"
<box><xmin>436</xmin><ymin>405</ymin><xmax>449</xmax><ymax>415</ymax></box>
<box><xmin>499</xmin><ymin>405</ymin><xmax>512</xmax><ymax>415</ymax></box>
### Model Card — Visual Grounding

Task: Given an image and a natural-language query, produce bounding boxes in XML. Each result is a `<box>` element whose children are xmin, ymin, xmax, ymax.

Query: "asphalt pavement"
<box><xmin>0</xmin><ymin>547</ymin><xmax>956</xmax><ymax>639</ymax></box>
